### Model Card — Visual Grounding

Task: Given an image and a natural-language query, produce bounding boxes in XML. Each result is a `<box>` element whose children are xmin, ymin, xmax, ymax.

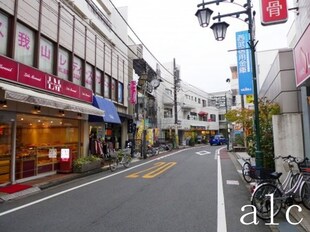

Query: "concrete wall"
<box><xmin>272</xmin><ymin>113</ymin><xmax>304</xmax><ymax>181</ymax></box>
<box><xmin>259</xmin><ymin>49</ymin><xmax>301</xmax><ymax>114</ymax></box>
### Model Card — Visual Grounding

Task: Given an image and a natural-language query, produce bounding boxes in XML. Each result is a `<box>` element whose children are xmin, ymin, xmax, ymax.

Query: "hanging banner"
<box><xmin>236</xmin><ymin>31</ymin><xmax>253</xmax><ymax>95</ymax></box>
<box><xmin>129</xmin><ymin>80</ymin><xmax>137</xmax><ymax>104</ymax></box>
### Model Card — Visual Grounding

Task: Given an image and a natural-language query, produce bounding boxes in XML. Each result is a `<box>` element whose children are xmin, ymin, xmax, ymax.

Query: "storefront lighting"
<box><xmin>1</xmin><ymin>100</ymin><xmax>8</xmax><ymax>108</ymax></box>
<box><xmin>59</xmin><ymin>110</ymin><xmax>65</xmax><ymax>117</ymax></box>
<box><xmin>34</xmin><ymin>105</ymin><xmax>41</xmax><ymax>113</ymax></box>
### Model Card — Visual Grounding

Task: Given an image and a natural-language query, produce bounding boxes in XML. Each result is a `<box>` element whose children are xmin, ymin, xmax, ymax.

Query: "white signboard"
<box><xmin>48</xmin><ymin>148</ymin><xmax>57</xmax><ymax>158</ymax></box>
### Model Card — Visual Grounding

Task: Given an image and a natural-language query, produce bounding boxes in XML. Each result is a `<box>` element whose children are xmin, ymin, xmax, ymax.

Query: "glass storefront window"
<box><xmin>15</xmin><ymin>114</ymin><xmax>79</xmax><ymax>179</ymax></box>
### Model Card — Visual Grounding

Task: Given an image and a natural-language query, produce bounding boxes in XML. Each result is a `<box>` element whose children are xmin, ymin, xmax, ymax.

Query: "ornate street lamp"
<box><xmin>210</xmin><ymin>20</ymin><xmax>230</xmax><ymax>41</ymax></box>
<box><xmin>195</xmin><ymin>0</ymin><xmax>263</xmax><ymax>170</ymax></box>
<box><xmin>195</xmin><ymin>7</ymin><xmax>213</xmax><ymax>27</ymax></box>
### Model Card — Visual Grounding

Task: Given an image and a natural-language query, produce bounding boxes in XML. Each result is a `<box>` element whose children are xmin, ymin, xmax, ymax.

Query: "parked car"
<box><xmin>209</xmin><ymin>135</ymin><xmax>227</xmax><ymax>146</ymax></box>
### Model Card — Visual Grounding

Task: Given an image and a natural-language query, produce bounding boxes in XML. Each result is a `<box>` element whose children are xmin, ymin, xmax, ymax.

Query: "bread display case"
<box><xmin>15</xmin><ymin>143</ymin><xmax>78</xmax><ymax>179</ymax></box>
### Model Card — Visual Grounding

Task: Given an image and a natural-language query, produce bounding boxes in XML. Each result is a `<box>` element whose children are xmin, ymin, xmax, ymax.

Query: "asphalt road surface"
<box><xmin>0</xmin><ymin>146</ymin><xmax>297</xmax><ymax>232</ymax></box>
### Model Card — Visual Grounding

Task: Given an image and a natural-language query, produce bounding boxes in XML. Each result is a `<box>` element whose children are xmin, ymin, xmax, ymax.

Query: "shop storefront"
<box><xmin>0</xmin><ymin>56</ymin><xmax>104</xmax><ymax>185</ymax></box>
<box><xmin>0</xmin><ymin>110</ymin><xmax>83</xmax><ymax>185</ymax></box>
<box><xmin>89</xmin><ymin>95</ymin><xmax>122</xmax><ymax>154</ymax></box>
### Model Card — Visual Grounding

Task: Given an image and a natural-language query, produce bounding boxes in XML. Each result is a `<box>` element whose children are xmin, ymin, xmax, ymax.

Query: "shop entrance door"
<box><xmin>0</xmin><ymin>113</ymin><xmax>14</xmax><ymax>185</ymax></box>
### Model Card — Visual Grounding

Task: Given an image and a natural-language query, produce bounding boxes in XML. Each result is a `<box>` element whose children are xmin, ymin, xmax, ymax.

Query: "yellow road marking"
<box><xmin>142</xmin><ymin>162</ymin><xmax>176</xmax><ymax>179</ymax></box>
<box><xmin>126</xmin><ymin>162</ymin><xmax>176</xmax><ymax>179</ymax></box>
<box><xmin>126</xmin><ymin>162</ymin><xmax>166</xmax><ymax>178</ymax></box>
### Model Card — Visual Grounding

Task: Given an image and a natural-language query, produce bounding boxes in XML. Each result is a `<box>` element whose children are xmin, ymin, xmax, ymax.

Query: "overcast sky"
<box><xmin>113</xmin><ymin>0</ymin><xmax>295</xmax><ymax>93</ymax></box>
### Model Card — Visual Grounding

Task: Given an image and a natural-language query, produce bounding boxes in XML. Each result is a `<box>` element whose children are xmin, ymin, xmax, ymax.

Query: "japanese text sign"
<box><xmin>236</xmin><ymin>31</ymin><xmax>253</xmax><ymax>95</ymax></box>
<box><xmin>260</xmin><ymin>0</ymin><xmax>288</xmax><ymax>26</ymax></box>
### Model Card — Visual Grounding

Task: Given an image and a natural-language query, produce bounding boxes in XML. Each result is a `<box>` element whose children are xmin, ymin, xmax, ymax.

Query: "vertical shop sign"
<box><xmin>260</xmin><ymin>0</ymin><xmax>288</xmax><ymax>26</ymax></box>
<box><xmin>129</xmin><ymin>80</ymin><xmax>137</xmax><ymax>104</ymax></box>
<box><xmin>236</xmin><ymin>30</ymin><xmax>253</xmax><ymax>95</ymax></box>
<box><xmin>295</xmin><ymin>25</ymin><xmax>310</xmax><ymax>87</ymax></box>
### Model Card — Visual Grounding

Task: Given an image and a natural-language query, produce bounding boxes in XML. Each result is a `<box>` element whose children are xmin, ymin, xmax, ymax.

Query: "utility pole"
<box><xmin>173</xmin><ymin>58</ymin><xmax>179</xmax><ymax>148</ymax></box>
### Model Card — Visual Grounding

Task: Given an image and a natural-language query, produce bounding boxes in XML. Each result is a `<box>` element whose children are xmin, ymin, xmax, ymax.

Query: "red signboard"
<box><xmin>294</xmin><ymin>25</ymin><xmax>310</xmax><ymax>87</ymax></box>
<box><xmin>0</xmin><ymin>55</ymin><xmax>93</xmax><ymax>103</ymax></box>
<box><xmin>79</xmin><ymin>86</ymin><xmax>93</xmax><ymax>103</ymax></box>
<box><xmin>0</xmin><ymin>56</ymin><xmax>18</xmax><ymax>81</ymax></box>
<box><xmin>19</xmin><ymin>64</ymin><xmax>46</xmax><ymax>89</ymax></box>
<box><xmin>260</xmin><ymin>0</ymin><xmax>288</xmax><ymax>26</ymax></box>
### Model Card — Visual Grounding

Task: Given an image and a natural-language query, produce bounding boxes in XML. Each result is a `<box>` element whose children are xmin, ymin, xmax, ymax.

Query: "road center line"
<box><xmin>217</xmin><ymin>147</ymin><xmax>227</xmax><ymax>232</ymax></box>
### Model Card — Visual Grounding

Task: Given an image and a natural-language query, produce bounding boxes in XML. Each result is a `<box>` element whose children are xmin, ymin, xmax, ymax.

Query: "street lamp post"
<box><xmin>195</xmin><ymin>0</ymin><xmax>263</xmax><ymax>169</ymax></box>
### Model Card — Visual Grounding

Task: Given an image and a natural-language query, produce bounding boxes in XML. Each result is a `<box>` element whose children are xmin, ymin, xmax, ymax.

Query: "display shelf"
<box><xmin>15</xmin><ymin>143</ymin><xmax>78</xmax><ymax>178</ymax></box>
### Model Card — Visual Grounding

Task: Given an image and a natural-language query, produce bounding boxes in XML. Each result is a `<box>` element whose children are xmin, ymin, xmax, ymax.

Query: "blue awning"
<box><xmin>89</xmin><ymin>96</ymin><xmax>121</xmax><ymax>124</ymax></box>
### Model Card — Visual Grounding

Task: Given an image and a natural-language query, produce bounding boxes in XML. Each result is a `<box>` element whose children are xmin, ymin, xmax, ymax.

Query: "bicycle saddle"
<box><xmin>269</xmin><ymin>172</ymin><xmax>282</xmax><ymax>179</ymax></box>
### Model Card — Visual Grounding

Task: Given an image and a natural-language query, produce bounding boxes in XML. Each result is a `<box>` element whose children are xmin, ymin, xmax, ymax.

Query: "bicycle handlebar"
<box><xmin>274</xmin><ymin>155</ymin><xmax>304</xmax><ymax>164</ymax></box>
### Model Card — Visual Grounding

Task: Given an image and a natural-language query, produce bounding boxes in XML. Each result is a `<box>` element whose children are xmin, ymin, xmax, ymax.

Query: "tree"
<box><xmin>226</xmin><ymin>97</ymin><xmax>280</xmax><ymax>169</ymax></box>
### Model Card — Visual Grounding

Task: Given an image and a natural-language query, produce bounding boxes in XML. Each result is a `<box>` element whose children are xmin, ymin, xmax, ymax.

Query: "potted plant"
<box><xmin>73</xmin><ymin>155</ymin><xmax>102</xmax><ymax>173</ymax></box>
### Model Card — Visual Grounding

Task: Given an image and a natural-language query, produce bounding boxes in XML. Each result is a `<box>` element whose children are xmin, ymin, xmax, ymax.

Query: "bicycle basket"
<box><xmin>299</xmin><ymin>158</ymin><xmax>310</xmax><ymax>176</ymax></box>
<box><xmin>109</xmin><ymin>150</ymin><xmax>118</xmax><ymax>158</ymax></box>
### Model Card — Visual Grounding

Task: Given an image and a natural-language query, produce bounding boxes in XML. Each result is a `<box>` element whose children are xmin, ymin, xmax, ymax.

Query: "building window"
<box><xmin>85</xmin><ymin>63</ymin><xmax>93</xmax><ymax>90</ymax></box>
<box><xmin>15</xmin><ymin>23</ymin><xmax>35</xmax><ymax>66</ymax></box>
<box><xmin>219</xmin><ymin>114</ymin><xmax>225</xmax><ymax>121</ymax></box>
<box><xmin>165</xmin><ymin>88</ymin><xmax>172</xmax><ymax>96</ymax></box>
<box><xmin>104</xmin><ymin>75</ymin><xmax>110</xmax><ymax>98</ymax></box>
<box><xmin>57</xmin><ymin>47</ymin><xmax>69</xmax><ymax>80</ymax></box>
<box><xmin>0</xmin><ymin>12</ymin><xmax>9</xmax><ymax>55</ymax></box>
<box><xmin>111</xmin><ymin>78</ymin><xmax>116</xmax><ymax>101</ymax></box>
<box><xmin>202</xmin><ymin>99</ymin><xmax>206</xmax><ymax>107</ymax></box>
<box><xmin>39</xmin><ymin>37</ymin><xmax>54</xmax><ymax>74</ymax></box>
<box><xmin>118</xmin><ymin>82</ymin><xmax>123</xmax><ymax>103</ymax></box>
<box><xmin>73</xmin><ymin>56</ymin><xmax>82</xmax><ymax>85</ymax></box>
<box><xmin>210</xmin><ymin>114</ymin><xmax>216</xmax><ymax>122</ymax></box>
<box><xmin>164</xmin><ymin>108</ymin><xmax>172</xmax><ymax>118</ymax></box>
<box><xmin>95</xmin><ymin>69</ymin><xmax>102</xmax><ymax>94</ymax></box>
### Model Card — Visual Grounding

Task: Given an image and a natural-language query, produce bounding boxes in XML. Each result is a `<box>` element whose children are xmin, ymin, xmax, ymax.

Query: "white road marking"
<box><xmin>0</xmin><ymin>149</ymin><xmax>189</xmax><ymax>217</ymax></box>
<box><xmin>226</xmin><ymin>180</ymin><xmax>239</xmax><ymax>185</ymax></box>
<box><xmin>195</xmin><ymin>151</ymin><xmax>211</xmax><ymax>156</ymax></box>
<box><xmin>217</xmin><ymin>147</ymin><xmax>227</xmax><ymax>232</ymax></box>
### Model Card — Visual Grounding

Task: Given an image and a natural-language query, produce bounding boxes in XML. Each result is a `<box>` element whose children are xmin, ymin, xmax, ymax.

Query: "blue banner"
<box><xmin>236</xmin><ymin>31</ymin><xmax>253</xmax><ymax>95</ymax></box>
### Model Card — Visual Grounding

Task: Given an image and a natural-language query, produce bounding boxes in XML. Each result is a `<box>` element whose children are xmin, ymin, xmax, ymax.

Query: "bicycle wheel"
<box><xmin>301</xmin><ymin>181</ymin><xmax>310</xmax><ymax>210</ymax></box>
<box><xmin>251</xmin><ymin>183</ymin><xmax>282</xmax><ymax>220</ymax></box>
<box><xmin>291</xmin><ymin>173</ymin><xmax>302</xmax><ymax>203</ymax></box>
<box><xmin>242</xmin><ymin>162</ymin><xmax>253</xmax><ymax>183</ymax></box>
<box><xmin>109</xmin><ymin>158</ymin><xmax>118</xmax><ymax>172</ymax></box>
<box><xmin>122</xmin><ymin>156</ymin><xmax>131</xmax><ymax>168</ymax></box>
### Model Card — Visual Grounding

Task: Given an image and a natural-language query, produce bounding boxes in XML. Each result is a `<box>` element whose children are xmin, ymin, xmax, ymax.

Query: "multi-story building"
<box><xmin>156</xmin><ymin>61</ymin><xmax>231</xmax><ymax>145</ymax></box>
<box><xmin>0</xmin><ymin>0</ymin><xmax>133</xmax><ymax>185</ymax></box>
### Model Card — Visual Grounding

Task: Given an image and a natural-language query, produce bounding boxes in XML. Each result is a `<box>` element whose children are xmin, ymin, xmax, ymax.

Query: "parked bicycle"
<box><xmin>109</xmin><ymin>148</ymin><xmax>132</xmax><ymax>172</ymax></box>
<box><xmin>241</xmin><ymin>158</ymin><xmax>276</xmax><ymax>188</ymax></box>
<box><xmin>251</xmin><ymin>155</ymin><xmax>310</xmax><ymax>220</ymax></box>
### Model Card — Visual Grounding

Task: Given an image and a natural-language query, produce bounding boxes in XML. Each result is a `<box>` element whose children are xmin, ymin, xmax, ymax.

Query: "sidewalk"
<box><xmin>234</xmin><ymin>152</ymin><xmax>310</xmax><ymax>232</ymax></box>
<box><xmin>0</xmin><ymin>156</ymin><xmax>141</xmax><ymax>202</ymax></box>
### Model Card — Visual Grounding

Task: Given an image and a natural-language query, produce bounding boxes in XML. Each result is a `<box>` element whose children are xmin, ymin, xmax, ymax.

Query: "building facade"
<box><xmin>0</xmin><ymin>0</ymin><xmax>132</xmax><ymax>185</ymax></box>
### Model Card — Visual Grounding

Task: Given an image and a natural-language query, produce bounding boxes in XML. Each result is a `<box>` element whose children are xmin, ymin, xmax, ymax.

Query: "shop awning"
<box><xmin>198</xmin><ymin>111</ymin><xmax>208</xmax><ymax>116</ymax></box>
<box><xmin>0</xmin><ymin>81</ymin><xmax>104</xmax><ymax>116</ymax></box>
<box><xmin>89</xmin><ymin>96</ymin><xmax>121</xmax><ymax>124</ymax></box>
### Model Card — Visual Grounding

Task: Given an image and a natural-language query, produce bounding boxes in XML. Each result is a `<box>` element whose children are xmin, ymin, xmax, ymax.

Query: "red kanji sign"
<box><xmin>260</xmin><ymin>0</ymin><xmax>288</xmax><ymax>26</ymax></box>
